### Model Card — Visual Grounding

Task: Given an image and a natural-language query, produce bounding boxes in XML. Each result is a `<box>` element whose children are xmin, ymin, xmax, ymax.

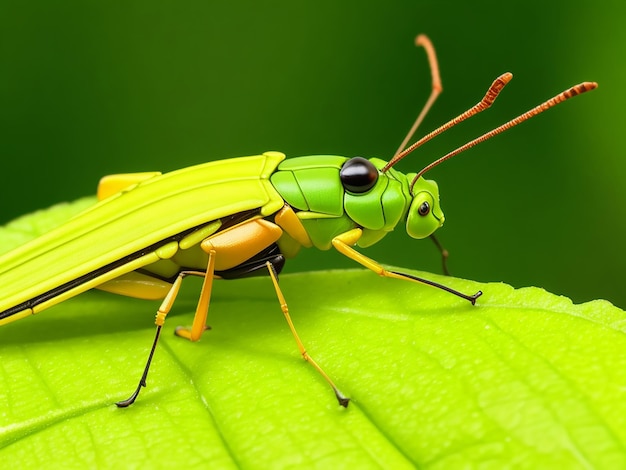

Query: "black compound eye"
<box><xmin>418</xmin><ymin>201</ymin><xmax>430</xmax><ymax>216</ymax></box>
<box><xmin>340</xmin><ymin>157</ymin><xmax>378</xmax><ymax>193</ymax></box>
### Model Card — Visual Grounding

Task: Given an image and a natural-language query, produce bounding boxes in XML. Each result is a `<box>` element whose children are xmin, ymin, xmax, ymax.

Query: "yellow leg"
<box><xmin>266</xmin><ymin>261</ymin><xmax>349</xmax><ymax>407</ymax></box>
<box><xmin>332</xmin><ymin>229</ymin><xmax>481</xmax><ymax>304</ymax></box>
<box><xmin>274</xmin><ymin>204</ymin><xmax>313</xmax><ymax>247</ymax></box>
<box><xmin>116</xmin><ymin>268</ymin><xmax>204</xmax><ymax>408</ymax></box>
<box><xmin>175</xmin><ymin>218</ymin><xmax>283</xmax><ymax>340</ymax></box>
<box><xmin>175</xmin><ymin>250</ymin><xmax>216</xmax><ymax>342</ymax></box>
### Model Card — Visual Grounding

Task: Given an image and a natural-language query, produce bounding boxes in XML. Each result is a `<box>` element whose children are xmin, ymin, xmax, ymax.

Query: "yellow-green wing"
<box><xmin>0</xmin><ymin>152</ymin><xmax>286</xmax><ymax>320</ymax></box>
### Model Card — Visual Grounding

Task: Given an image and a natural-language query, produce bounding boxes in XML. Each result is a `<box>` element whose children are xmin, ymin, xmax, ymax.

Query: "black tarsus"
<box><xmin>390</xmin><ymin>270</ymin><xmax>482</xmax><ymax>305</ymax></box>
<box><xmin>116</xmin><ymin>324</ymin><xmax>163</xmax><ymax>407</ymax></box>
<box><xmin>336</xmin><ymin>392</ymin><xmax>350</xmax><ymax>408</ymax></box>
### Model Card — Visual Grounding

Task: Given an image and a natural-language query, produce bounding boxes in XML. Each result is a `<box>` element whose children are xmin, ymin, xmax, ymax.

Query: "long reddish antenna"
<box><xmin>409</xmin><ymin>81</ymin><xmax>598</xmax><ymax>192</ymax></box>
<box><xmin>383</xmin><ymin>71</ymin><xmax>513</xmax><ymax>172</ymax></box>
<box><xmin>393</xmin><ymin>35</ymin><xmax>443</xmax><ymax>157</ymax></box>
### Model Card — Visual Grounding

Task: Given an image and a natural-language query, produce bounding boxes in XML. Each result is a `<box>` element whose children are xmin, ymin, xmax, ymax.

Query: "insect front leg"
<box><xmin>429</xmin><ymin>234</ymin><xmax>450</xmax><ymax>276</ymax></box>
<box><xmin>332</xmin><ymin>228</ymin><xmax>481</xmax><ymax>304</ymax></box>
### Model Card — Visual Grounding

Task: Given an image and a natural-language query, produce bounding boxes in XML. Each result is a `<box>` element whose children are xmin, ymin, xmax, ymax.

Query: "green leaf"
<box><xmin>1</xmin><ymin>199</ymin><xmax>625</xmax><ymax>468</ymax></box>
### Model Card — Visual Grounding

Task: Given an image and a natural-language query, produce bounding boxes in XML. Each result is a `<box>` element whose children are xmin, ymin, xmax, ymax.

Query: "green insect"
<box><xmin>0</xmin><ymin>35</ymin><xmax>596</xmax><ymax>407</ymax></box>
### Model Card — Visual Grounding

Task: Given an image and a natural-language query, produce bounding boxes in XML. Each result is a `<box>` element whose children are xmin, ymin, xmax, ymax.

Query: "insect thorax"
<box><xmin>270</xmin><ymin>156</ymin><xmax>413</xmax><ymax>250</ymax></box>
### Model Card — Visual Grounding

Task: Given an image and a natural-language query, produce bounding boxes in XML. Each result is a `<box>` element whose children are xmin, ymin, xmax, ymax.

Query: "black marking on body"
<box><xmin>0</xmin><ymin>209</ymin><xmax>261</xmax><ymax>320</ymax></box>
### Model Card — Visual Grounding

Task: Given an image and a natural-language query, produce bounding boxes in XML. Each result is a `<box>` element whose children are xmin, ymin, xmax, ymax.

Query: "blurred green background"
<box><xmin>1</xmin><ymin>1</ymin><xmax>624</xmax><ymax>307</ymax></box>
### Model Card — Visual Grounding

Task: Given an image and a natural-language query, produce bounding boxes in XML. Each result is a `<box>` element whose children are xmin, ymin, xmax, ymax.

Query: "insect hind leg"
<box><xmin>116</xmin><ymin>269</ymin><xmax>205</xmax><ymax>407</ymax></box>
<box><xmin>177</xmin><ymin>218</ymin><xmax>285</xmax><ymax>340</ymax></box>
